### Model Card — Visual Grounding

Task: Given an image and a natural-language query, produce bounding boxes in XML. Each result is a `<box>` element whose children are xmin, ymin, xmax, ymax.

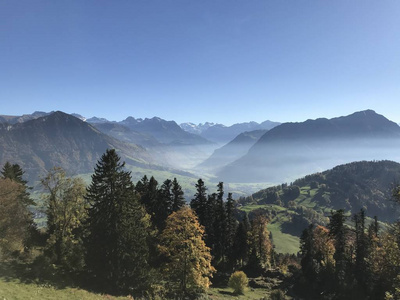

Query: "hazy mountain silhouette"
<box><xmin>198</xmin><ymin>120</ymin><xmax>280</xmax><ymax>144</ymax></box>
<box><xmin>217</xmin><ymin>110</ymin><xmax>400</xmax><ymax>183</ymax></box>
<box><xmin>198</xmin><ymin>129</ymin><xmax>267</xmax><ymax>172</ymax></box>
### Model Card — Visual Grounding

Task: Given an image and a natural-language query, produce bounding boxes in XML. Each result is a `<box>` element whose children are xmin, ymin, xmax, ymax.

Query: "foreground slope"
<box><xmin>0</xmin><ymin>111</ymin><xmax>153</xmax><ymax>181</ymax></box>
<box><xmin>218</xmin><ymin>110</ymin><xmax>400</xmax><ymax>183</ymax></box>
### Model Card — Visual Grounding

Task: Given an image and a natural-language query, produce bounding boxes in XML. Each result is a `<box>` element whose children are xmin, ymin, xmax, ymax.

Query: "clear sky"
<box><xmin>1</xmin><ymin>1</ymin><xmax>400</xmax><ymax>125</ymax></box>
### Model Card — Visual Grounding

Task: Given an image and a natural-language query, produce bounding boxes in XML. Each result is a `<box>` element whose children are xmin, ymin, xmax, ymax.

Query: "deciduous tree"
<box><xmin>159</xmin><ymin>206</ymin><xmax>215</xmax><ymax>295</ymax></box>
<box><xmin>41</xmin><ymin>167</ymin><xmax>87</xmax><ymax>270</ymax></box>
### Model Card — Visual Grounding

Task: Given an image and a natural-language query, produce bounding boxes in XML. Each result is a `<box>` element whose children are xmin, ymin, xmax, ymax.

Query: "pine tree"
<box><xmin>159</xmin><ymin>206</ymin><xmax>215</xmax><ymax>295</ymax></box>
<box><xmin>190</xmin><ymin>179</ymin><xmax>208</xmax><ymax>226</ymax></box>
<box><xmin>213</xmin><ymin>182</ymin><xmax>227</xmax><ymax>264</ymax></box>
<box><xmin>138</xmin><ymin>176</ymin><xmax>159</xmax><ymax>217</ymax></box>
<box><xmin>225</xmin><ymin>192</ymin><xmax>237</xmax><ymax>262</ymax></box>
<box><xmin>154</xmin><ymin>179</ymin><xmax>173</xmax><ymax>230</ymax></box>
<box><xmin>135</xmin><ymin>175</ymin><xmax>149</xmax><ymax>195</ymax></box>
<box><xmin>85</xmin><ymin>149</ymin><xmax>151</xmax><ymax>294</ymax></box>
<box><xmin>205</xmin><ymin>192</ymin><xmax>217</xmax><ymax>248</ymax></box>
<box><xmin>328</xmin><ymin>209</ymin><xmax>348</xmax><ymax>293</ymax></box>
<box><xmin>353</xmin><ymin>209</ymin><xmax>368</xmax><ymax>291</ymax></box>
<box><xmin>300</xmin><ymin>224</ymin><xmax>317</xmax><ymax>283</ymax></box>
<box><xmin>171</xmin><ymin>178</ymin><xmax>185</xmax><ymax>212</ymax></box>
<box><xmin>232</xmin><ymin>214</ymin><xmax>250</xmax><ymax>268</ymax></box>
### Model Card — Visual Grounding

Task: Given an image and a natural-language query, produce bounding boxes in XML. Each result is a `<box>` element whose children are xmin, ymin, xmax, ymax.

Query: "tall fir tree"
<box><xmin>171</xmin><ymin>177</ymin><xmax>185</xmax><ymax>212</ymax></box>
<box><xmin>138</xmin><ymin>176</ymin><xmax>159</xmax><ymax>217</ymax></box>
<box><xmin>190</xmin><ymin>179</ymin><xmax>208</xmax><ymax>226</ymax></box>
<box><xmin>353</xmin><ymin>209</ymin><xmax>368</xmax><ymax>292</ymax></box>
<box><xmin>232</xmin><ymin>214</ymin><xmax>250</xmax><ymax>268</ymax></box>
<box><xmin>85</xmin><ymin>149</ymin><xmax>151</xmax><ymax>294</ymax></box>
<box><xmin>328</xmin><ymin>209</ymin><xmax>349</xmax><ymax>294</ymax></box>
<box><xmin>135</xmin><ymin>175</ymin><xmax>149</xmax><ymax>195</ymax></box>
<box><xmin>300</xmin><ymin>224</ymin><xmax>317</xmax><ymax>284</ymax></box>
<box><xmin>154</xmin><ymin>179</ymin><xmax>174</xmax><ymax>230</ymax></box>
<box><xmin>213</xmin><ymin>182</ymin><xmax>227</xmax><ymax>265</ymax></box>
<box><xmin>225</xmin><ymin>192</ymin><xmax>237</xmax><ymax>262</ymax></box>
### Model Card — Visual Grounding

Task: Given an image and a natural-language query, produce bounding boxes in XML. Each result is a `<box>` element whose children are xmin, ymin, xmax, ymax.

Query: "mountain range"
<box><xmin>180</xmin><ymin>120</ymin><xmax>280</xmax><ymax>144</ymax></box>
<box><xmin>0</xmin><ymin>111</ymin><xmax>153</xmax><ymax>181</ymax></box>
<box><xmin>1</xmin><ymin>109</ymin><xmax>400</xmax><ymax>190</ymax></box>
<box><xmin>217</xmin><ymin>110</ymin><xmax>400</xmax><ymax>183</ymax></box>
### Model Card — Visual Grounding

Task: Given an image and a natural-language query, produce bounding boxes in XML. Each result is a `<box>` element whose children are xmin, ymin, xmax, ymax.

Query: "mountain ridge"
<box><xmin>217</xmin><ymin>110</ymin><xmax>400</xmax><ymax>183</ymax></box>
<box><xmin>0</xmin><ymin>111</ymin><xmax>154</xmax><ymax>182</ymax></box>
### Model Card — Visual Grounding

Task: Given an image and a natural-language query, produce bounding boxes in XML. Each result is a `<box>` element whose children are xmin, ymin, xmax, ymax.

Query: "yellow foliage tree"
<box><xmin>313</xmin><ymin>225</ymin><xmax>335</xmax><ymax>269</ymax></box>
<box><xmin>0</xmin><ymin>178</ymin><xmax>30</xmax><ymax>257</ymax></box>
<box><xmin>250</xmin><ymin>215</ymin><xmax>273</xmax><ymax>268</ymax></box>
<box><xmin>159</xmin><ymin>206</ymin><xmax>216</xmax><ymax>294</ymax></box>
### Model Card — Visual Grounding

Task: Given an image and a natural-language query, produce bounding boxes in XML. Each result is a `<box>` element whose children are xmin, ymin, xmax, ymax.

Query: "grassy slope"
<box><xmin>0</xmin><ymin>278</ymin><xmax>275</xmax><ymax>300</ymax></box>
<box><xmin>240</xmin><ymin>186</ymin><xmax>334</xmax><ymax>255</ymax></box>
<box><xmin>0</xmin><ymin>280</ymin><xmax>126</xmax><ymax>300</ymax></box>
<box><xmin>240</xmin><ymin>183</ymin><xmax>391</xmax><ymax>255</ymax></box>
<box><xmin>0</xmin><ymin>263</ymin><xmax>126</xmax><ymax>300</ymax></box>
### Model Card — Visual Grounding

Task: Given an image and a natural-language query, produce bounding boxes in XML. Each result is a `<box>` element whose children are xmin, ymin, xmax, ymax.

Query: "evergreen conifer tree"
<box><xmin>328</xmin><ymin>209</ymin><xmax>348</xmax><ymax>293</ymax></box>
<box><xmin>232</xmin><ymin>214</ymin><xmax>250</xmax><ymax>268</ymax></box>
<box><xmin>85</xmin><ymin>149</ymin><xmax>151</xmax><ymax>294</ymax></box>
<box><xmin>171</xmin><ymin>177</ymin><xmax>185</xmax><ymax>212</ymax></box>
<box><xmin>225</xmin><ymin>192</ymin><xmax>237</xmax><ymax>261</ymax></box>
<box><xmin>213</xmin><ymin>182</ymin><xmax>227</xmax><ymax>264</ymax></box>
<box><xmin>190</xmin><ymin>179</ymin><xmax>208</xmax><ymax>226</ymax></box>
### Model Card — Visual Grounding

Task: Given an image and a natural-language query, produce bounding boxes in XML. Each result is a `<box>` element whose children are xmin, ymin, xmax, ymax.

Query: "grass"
<box><xmin>240</xmin><ymin>204</ymin><xmax>287</xmax><ymax>214</ymax></box>
<box><xmin>0</xmin><ymin>280</ymin><xmax>126</xmax><ymax>300</ymax></box>
<box><xmin>0</xmin><ymin>262</ymin><xmax>127</xmax><ymax>300</ymax></box>
<box><xmin>239</xmin><ymin>204</ymin><xmax>300</xmax><ymax>254</ymax></box>
<box><xmin>208</xmin><ymin>285</ymin><xmax>271</xmax><ymax>299</ymax></box>
<box><xmin>268</xmin><ymin>222</ymin><xmax>300</xmax><ymax>255</ymax></box>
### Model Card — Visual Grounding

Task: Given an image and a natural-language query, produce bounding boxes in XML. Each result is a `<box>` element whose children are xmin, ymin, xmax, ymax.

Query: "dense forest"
<box><xmin>2</xmin><ymin>150</ymin><xmax>400</xmax><ymax>299</ymax></box>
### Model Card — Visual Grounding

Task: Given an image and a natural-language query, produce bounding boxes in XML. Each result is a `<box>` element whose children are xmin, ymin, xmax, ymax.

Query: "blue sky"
<box><xmin>1</xmin><ymin>1</ymin><xmax>400</xmax><ymax>125</ymax></box>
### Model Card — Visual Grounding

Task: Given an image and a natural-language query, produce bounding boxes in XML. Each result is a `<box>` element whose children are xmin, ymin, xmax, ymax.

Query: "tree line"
<box><xmin>298</xmin><ymin>207</ymin><xmax>400</xmax><ymax>300</ymax></box>
<box><xmin>0</xmin><ymin>149</ymin><xmax>274</xmax><ymax>299</ymax></box>
<box><xmin>4</xmin><ymin>150</ymin><xmax>400</xmax><ymax>299</ymax></box>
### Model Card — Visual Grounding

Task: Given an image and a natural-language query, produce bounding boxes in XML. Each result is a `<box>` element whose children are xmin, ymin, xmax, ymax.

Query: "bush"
<box><xmin>228</xmin><ymin>271</ymin><xmax>248</xmax><ymax>295</ymax></box>
<box><xmin>269</xmin><ymin>289</ymin><xmax>287</xmax><ymax>300</ymax></box>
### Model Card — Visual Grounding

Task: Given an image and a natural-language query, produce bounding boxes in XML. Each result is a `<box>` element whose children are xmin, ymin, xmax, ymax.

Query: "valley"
<box><xmin>1</xmin><ymin>109</ymin><xmax>400</xmax><ymax>299</ymax></box>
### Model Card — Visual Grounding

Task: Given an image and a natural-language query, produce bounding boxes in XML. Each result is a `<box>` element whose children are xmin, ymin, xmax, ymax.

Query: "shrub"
<box><xmin>228</xmin><ymin>271</ymin><xmax>248</xmax><ymax>295</ymax></box>
<box><xmin>269</xmin><ymin>289</ymin><xmax>287</xmax><ymax>300</ymax></box>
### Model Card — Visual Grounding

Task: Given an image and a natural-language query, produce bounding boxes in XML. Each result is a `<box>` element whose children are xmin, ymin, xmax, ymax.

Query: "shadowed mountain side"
<box><xmin>92</xmin><ymin>121</ymin><xmax>217</xmax><ymax>170</ymax></box>
<box><xmin>92</xmin><ymin>122</ymin><xmax>161</xmax><ymax>148</ymax></box>
<box><xmin>217</xmin><ymin>110</ymin><xmax>400</xmax><ymax>183</ymax></box>
<box><xmin>0</xmin><ymin>111</ymin><xmax>154</xmax><ymax>182</ymax></box>
<box><xmin>198</xmin><ymin>129</ymin><xmax>268</xmax><ymax>172</ymax></box>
